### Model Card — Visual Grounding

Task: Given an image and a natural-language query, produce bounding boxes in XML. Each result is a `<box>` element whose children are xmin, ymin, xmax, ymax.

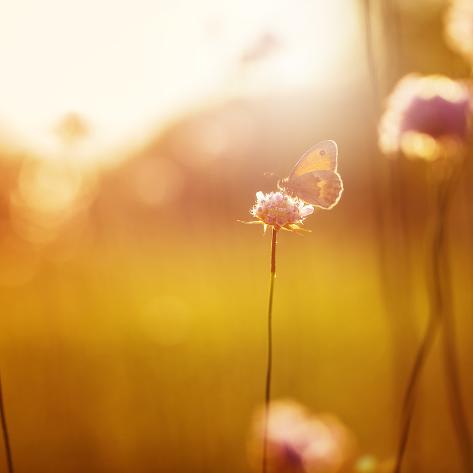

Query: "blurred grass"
<box><xmin>0</xmin><ymin>2</ymin><xmax>472</xmax><ymax>471</ymax></box>
<box><xmin>1</xmin><ymin>219</ymin><xmax>471</xmax><ymax>472</ymax></box>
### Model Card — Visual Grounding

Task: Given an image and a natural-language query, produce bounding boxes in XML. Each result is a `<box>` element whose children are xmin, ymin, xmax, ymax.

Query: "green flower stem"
<box><xmin>262</xmin><ymin>227</ymin><xmax>277</xmax><ymax>473</ymax></box>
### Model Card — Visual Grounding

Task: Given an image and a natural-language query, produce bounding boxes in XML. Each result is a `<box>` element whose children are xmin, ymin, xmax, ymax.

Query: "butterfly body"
<box><xmin>279</xmin><ymin>140</ymin><xmax>343</xmax><ymax>209</ymax></box>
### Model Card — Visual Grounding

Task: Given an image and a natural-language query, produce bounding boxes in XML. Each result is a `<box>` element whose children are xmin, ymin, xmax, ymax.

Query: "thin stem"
<box><xmin>361</xmin><ymin>0</ymin><xmax>380</xmax><ymax>107</ymax></box>
<box><xmin>262</xmin><ymin>227</ymin><xmax>277</xmax><ymax>473</ymax></box>
<box><xmin>436</xmin><ymin>175</ymin><xmax>473</xmax><ymax>473</ymax></box>
<box><xmin>393</xmin><ymin>168</ymin><xmax>473</xmax><ymax>473</ymax></box>
<box><xmin>361</xmin><ymin>5</ymin><xmax>416</xmax><ymax>452</ymax></box>
<box><xmin>392</xmin><ymin>299</ymin><xmax>440</xmax><ymax>473</ymax></box>
<box><xmin>361</xmin><ymin>0</ymin><xmax>388</xmax><ymax>278</ymax></box>
<box><xmin>0</xmin><ymin>374</ymin><xmax>14</xmax><ymax>473</ymax></box>
<box><xmin>394</xmin><ymin>171</ymin><xmax>450</xmax><ymax>473</ymax></box>
<box><xmin>381</xmin><ymin>0</ymin><xmax>403</xmax><ymax>82</ymax></box>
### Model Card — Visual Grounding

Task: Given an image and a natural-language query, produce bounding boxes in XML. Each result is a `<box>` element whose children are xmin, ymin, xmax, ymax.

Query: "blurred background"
<box><xmin>0</xmin><ymin>0</ymin><xmax>472</xmax><ymax>471</ymax></box>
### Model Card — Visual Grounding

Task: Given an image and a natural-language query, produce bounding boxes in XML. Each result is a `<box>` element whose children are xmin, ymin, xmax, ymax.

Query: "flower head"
<box><xmin>246</xmin><ymin>191</ymin><xmax>314</xmax><ymax>232</ymax></box>
<box><xmin>445</xmin><ymin>0</ymin><xmax>473</xmax><ymax>63</ymax></box>
<box><xmin>378</xmin><ymin>74</ymin><xmax>472</xmax><ymax>161</ymax></box>
<box><xmin>249</xmin><ymin>400</ymin><xmax>354</xmax><ymax>473</ymax></box>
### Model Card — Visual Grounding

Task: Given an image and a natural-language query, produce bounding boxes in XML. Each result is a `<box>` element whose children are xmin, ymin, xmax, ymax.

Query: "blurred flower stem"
<box><xmin>262</xmin><ymin>227</ymin><xmax>277</xmax><ymax>473</ymax></box>
<box><xmin>0</xmin><ymin>374</ymin><xmax>14</xmax><ymax>473</ymax></box>
<box><xmin>361</xmin><ymin>3</ymin><xmax>416</xmax><ymax>456</ymax></box>
<box><xmin>433</xmin><ymin>165</ymin><xmax>473</xmax><ymax>473</ymax></box>
<box><xmin>393</xmin><ymin>299</ymin><xmax>440</xmax><ymax>471</ymax></box>
<box><xmin>394</xmin><ymin>161</ymin><xmax>473</xmax><ymax>472</ymax></box>
<box><xmin>361</xmin><ymin>0</ymin><xmax>389</xmax><ymax>276</ymax></box>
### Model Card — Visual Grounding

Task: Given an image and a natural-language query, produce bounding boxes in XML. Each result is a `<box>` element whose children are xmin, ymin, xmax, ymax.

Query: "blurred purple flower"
<box><xmin>400</xmin><ymin>94</ymin><xmax>469</xmax><ymax>139</ymax></box>
<box><xmin>379</xmin><ymin>74</ymin><xmax>472</xmax><ymax>160</ymax></box>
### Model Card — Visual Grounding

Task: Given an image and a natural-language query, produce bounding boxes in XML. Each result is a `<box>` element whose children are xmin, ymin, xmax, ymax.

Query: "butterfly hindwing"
<box><xmin>290</xmin><ymin>140</ymin><xmax>338</xmax><ymax>177</ymax></box>
<box><xmin>285</xmin><ymin>170</ymin><xmax>343</xmax><ymax>209</ymax></box>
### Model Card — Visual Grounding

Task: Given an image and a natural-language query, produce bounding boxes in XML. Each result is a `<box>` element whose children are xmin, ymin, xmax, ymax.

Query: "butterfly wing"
<box><xmin>290</xmin><ymin>140</ymin><xmax>338</xmax><ymax>177</ymax></box>
<box><xmin>283</xmin><ymin>140</ymin><xmax>343</xmax><ymax>208</ymax></box>
<box><xmin>285</xmin><ymin>170</ymin><xmax>343</xmax><ymax>209</ymax></box>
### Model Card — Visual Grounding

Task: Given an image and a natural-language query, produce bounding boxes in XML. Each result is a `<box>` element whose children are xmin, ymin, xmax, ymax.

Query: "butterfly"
<box><xmin>278</xmin><ymin>140</ymin><xmax>343</xmax><ymax>209</ymax></box>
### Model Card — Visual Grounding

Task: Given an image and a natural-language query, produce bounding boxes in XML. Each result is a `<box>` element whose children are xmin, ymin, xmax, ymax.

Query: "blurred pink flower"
<box><xmin>250</xmin><ymin>400</ymin><xmax>354</xmax><ymax>473</ymax></box>
<box><xmin>378</xmin><ymin>74</ymin><xmax>472</xmax><ymax>161</ymax></box>
<box><xmin>445</xmin><ymin>0</ymin><xmax>473</xmax><ymax>63</ymax></box>
<box><xmin>246</xmin><ymin>191</ymin><xmax>314</xmax><ymax>232</ymax></box>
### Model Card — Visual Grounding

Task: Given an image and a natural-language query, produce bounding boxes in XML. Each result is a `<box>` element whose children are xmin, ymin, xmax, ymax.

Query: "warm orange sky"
<box><xmin>0</xmin><ymin>0</ymin><xmax>359</xmax><ymax>164</ymax></box>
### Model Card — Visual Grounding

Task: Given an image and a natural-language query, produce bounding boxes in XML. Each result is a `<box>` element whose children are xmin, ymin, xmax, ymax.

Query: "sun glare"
<box><xmin>0</xmin><ymin>0</ymin><xmax>357</xmax><ymax>164</ymax></box>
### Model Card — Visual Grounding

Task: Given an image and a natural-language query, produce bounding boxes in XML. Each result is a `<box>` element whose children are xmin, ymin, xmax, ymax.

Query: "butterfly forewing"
<box><xmin>290</xmin><ymin>140</ymin><xmax>338</xmax><ymax>177</ymax></box>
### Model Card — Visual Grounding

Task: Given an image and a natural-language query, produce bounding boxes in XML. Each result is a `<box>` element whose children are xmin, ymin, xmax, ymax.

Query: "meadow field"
<box><xmin>1</xmin><ymin>0</ymin><xmax>473</xmax><ymax>472</ymax></box>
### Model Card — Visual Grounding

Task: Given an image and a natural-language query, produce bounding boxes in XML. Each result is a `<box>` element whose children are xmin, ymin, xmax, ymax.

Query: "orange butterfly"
<box><xmin>279</xmin><ymin>140</ymin><xmax>343</xmax><ymax>209</ymax></box>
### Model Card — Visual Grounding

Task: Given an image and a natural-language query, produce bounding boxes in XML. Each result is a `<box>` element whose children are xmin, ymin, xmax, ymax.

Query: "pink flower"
<box><xmin>248</xmin><ymin>191</ymin><xmax>314</xmax><ymax>232</ymax></box>
<box><xmin>378</xmin><ymin>74</ymin><xmax>472</xmax><ymax>160</ymax></box>
<box><xmin>249</xmin><ymin>400</ymin><xmax>354</xmax><ymax>473</ymax></box>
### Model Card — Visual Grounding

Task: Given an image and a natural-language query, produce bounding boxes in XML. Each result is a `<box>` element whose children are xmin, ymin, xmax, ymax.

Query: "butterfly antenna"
<box><xmin>264</xmin><ymin>171</ymin><xmax>284</xmax><ymax>182</ymax></box>
<box><xmin>263</xmin><ymin>171</ymin><xmax>286</xmax><ymax>190</ymax></box>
